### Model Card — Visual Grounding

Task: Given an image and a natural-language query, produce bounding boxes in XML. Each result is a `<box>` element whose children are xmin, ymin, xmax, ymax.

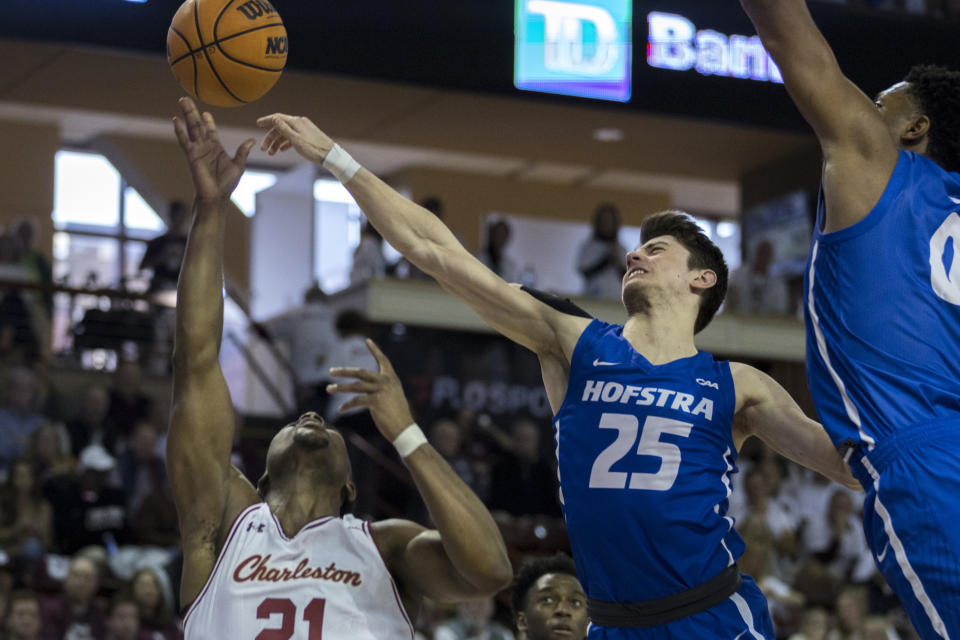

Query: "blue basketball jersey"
<box><xmin>804</xmin><ymin>151</ymin><xmax>960</xmax><ymax>449</ymax></box>
<box><xmin>554</xmin><ymin>320</ymin><xmax>745</xmax><ymax>603</ymax></box>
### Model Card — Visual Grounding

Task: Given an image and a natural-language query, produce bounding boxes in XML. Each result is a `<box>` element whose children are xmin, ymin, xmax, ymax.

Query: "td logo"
<box><xmin>515</xmin><ymin>0</ymin><xmax>632</xmax><ymax>102</ymax></box>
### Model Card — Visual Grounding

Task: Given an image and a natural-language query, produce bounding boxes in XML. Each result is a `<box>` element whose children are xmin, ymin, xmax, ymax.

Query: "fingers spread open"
<box><xmin>337</xmin><ymin>396</ymin><xmax>369</xmax><ymax>414</ymax></box>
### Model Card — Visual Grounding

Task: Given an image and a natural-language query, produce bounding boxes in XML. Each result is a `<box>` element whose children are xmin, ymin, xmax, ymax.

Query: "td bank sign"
<box><xmin>646</xmin><ymin>11</ymin><xmax>783</xmax><ymax>84</ymax></box>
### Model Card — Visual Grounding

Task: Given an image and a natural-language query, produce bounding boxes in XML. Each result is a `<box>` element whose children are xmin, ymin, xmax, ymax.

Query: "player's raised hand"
<box><xmin>327</xmin><ymin>339</ymin><xmax>415</xmax><ymax>442</ymax></box>
<box><xmin>256</xmin><ymin>113</ymin><xmax>333</xmax><ymax>163</ymax></box>
<box><xmin>173</xmin><ymin>97</ymin><xmax>255</xmax><ymax>202</ymax></box>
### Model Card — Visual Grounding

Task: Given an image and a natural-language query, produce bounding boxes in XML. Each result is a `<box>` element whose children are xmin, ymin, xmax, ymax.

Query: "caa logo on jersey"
<box><xmin>696</xmin><ymin>378</ymin><xmax>719</xmax><ymax>390</ymax></box>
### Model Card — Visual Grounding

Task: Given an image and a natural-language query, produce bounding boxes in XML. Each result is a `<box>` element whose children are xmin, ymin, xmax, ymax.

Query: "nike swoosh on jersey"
<box><xmin>593</xmin><ymin>359</ymin><xmax>618</xmax><ymax>366</ymax></box>
<box><xmin>877</xmin><ymin>542</ymin><xmax>890</xmax><ymax>563</ymax></box>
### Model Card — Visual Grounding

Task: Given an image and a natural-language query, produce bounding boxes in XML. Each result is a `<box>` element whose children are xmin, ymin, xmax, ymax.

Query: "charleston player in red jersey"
<box><xmin>168</xmin><ymin>97</ymin><xmax>512</xmax><ymax>639</ymax></box>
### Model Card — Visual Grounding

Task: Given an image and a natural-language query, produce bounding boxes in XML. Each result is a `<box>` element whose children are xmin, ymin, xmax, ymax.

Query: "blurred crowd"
<box><xmin>0</xmin><ymin>199</ymin><xmax>924</xmax><ymax>639</ymax></box>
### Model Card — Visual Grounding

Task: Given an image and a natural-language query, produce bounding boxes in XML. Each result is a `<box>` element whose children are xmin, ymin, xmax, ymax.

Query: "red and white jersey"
<box><xmin>184</xmin><ymin>503</ymin><xmax>414</xmax><ymax>639</ymax></box>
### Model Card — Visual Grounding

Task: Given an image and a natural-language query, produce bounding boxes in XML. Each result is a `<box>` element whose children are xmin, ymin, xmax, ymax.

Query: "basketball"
<box><xmin>167</xmin><ymin>0</ymin><xmax>287</xmax><ymax>108</ymax></box>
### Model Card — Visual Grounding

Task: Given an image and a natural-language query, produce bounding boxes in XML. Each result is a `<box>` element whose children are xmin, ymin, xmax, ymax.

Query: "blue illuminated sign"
<box><xmin>647</xmin><ymin>12</ymin><xmax>782</xmax><ymax>84</ymax></box>
<box><xmin>515</xmin><ymin>0</ymin><xmax>632</xmax><ymax>103</ymax></box>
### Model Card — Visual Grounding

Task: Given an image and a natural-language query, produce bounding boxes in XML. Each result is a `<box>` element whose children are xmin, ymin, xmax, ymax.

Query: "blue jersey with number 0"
<box><xmin>553</xmin><ymin>319</ymin><xmax>744</xmax><ymax>602</ymax></box>
<box><xmin>804</xmin><ymin>151</ymin><xmax>960</xmax><ymax>448</ymax></box>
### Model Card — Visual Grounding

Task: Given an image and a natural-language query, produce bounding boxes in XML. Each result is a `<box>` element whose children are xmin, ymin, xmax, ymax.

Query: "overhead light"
<box><xmin>593</xmin><ymin>128</ymin><xmax>624</xmax><ymax>142</ymax></box>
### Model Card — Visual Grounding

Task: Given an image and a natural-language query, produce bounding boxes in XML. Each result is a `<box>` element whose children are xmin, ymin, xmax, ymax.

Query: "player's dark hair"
<box><xmin>904</xmin><ymin>65</ymin><xmax>960</xmax><ymax>173</ymax></box>
<box><xmin>511</xmin><ymin>553</ymin><xmax>579</xmax><ymax>615</ymax></box>
<box><xmin>640</xmin><ymin>211</ymin><xmax>728</xmax><ymax>333</ymax></box>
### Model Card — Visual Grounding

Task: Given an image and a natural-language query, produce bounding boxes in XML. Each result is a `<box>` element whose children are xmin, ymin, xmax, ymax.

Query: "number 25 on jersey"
<box><xmin>588</xmin><ymin>413</ymin><xmax>692</xmax><ymax>491</ymax></box>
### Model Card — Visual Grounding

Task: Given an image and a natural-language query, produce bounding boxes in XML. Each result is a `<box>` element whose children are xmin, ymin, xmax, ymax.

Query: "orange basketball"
<box><xmin>167</xmin><ymin>0</ymin><xmax>287</xmax><ymax>108</ymax></box>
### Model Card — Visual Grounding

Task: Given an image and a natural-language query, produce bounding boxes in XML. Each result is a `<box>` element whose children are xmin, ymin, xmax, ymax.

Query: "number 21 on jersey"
<box><xmin>257</xmin><ymin>598</ymin><xmax>325</xmax><ymax>640</ymax></box>
<box><xmin>588</xmin><ymin>413</ymin><xmax>692</xmax><ymax>491</ymax></box>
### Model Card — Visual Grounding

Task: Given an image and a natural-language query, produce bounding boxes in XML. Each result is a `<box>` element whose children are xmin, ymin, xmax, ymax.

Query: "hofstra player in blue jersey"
<box><xmin>741</xmin><ymin>2</ymin><xmax>960</xmax><ymax>637</ymax></box>
<box><xmin>257</xmin><ymin>114</ymin><xmax>860</xmax><ymax>639</ymax></box>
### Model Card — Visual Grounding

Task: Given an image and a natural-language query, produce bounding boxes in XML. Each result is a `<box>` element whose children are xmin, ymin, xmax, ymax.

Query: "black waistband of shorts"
<box><xmin>586</xmin><ymin>565</ymin><xmax>741</xmax><ymax>628</ymax></box>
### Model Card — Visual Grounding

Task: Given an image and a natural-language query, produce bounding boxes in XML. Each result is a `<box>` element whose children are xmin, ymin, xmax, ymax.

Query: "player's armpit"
<box><xmin>740</xmin><ymin>0</ymin><xmax>898</xmax><ymax>231</ymax></box>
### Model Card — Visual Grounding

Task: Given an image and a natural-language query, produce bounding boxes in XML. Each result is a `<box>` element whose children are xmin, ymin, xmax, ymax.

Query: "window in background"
<box><xmin>52</xmin><ymin>150</ymin><xmax>165</xmax><ymax>358</ymax></box>
<box><xmin>233</xmin><ymin>170</ymin><xmax>278</xmax><ymax>216</ymax></box>
<box><xmin>312</xmin><ymin>179</ymin><xmax>401</xmax><ymax>293</ymax></box>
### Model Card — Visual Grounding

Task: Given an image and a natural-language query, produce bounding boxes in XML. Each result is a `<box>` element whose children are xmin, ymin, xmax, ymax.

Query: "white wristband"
<box><xmin>392</xmin><ymin>423</ymin><xmax>427</xmax><ymax>459</ymax></box>
<box><xmin>322</xmin><ymin>143</ymin><xmax>362</xmax><ymax>183</ymax></box>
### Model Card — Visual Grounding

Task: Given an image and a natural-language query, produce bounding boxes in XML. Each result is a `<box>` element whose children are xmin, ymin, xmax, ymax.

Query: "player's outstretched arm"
<box><xmin>328</xmin><ymin>341</ymin><xmax>513</xmax><ymax>602</ymax></box>
<box><xmin>740</xmin><ymin>0</ymin><xmax>898</xmax><ymax>230</ymax></box>
<box><xmin>731</xmin><ymin>363</ymin><xmax>861</xmax><ymax>491</ymax></box>
<box><xmin>168</xmin><ymin>98</ymin><xmax>259</xmax><ymax>607</ymax></box>
<box><xmin>255</xmin><ymin>114</ymin><xmax>586</xmax><ymax>358</ymax></box>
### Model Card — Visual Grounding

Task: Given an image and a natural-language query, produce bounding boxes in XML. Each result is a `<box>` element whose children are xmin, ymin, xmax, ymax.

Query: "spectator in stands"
<box><xmin>0</xmin><ymin>232</ymin><xmax>42</xmax><ymax>367</ymax></box>
<box><xmin>807</xmin><ymin>489</ymin><xmax>875</xmax><ymax>585</ymax></box>
<box><xmin>434</xmin><ymin>597</ymin><xmax>513</xmax><ymax>640</ymax></box>
<box><xmin>488</xmin><ymin>420</ymin><xmax>561</xmax><ymax>518</ymax></box>
<box><xmin>576</xmin><ymin>203</ymin><xmax>627</xmax><ymax>299</ymax></box>
<box><xmin>726</xmin><ymin>240</ymin><xmax>790</xmax><ymax>316</ymax></box>
<box><xmin>263</xmin><ymin>282</ymin><xmax>338</xmax><ymax>415</ymax></box>
<box><xmin>349</xmin><ymin>221</ymin><xmax>388</xmax><ymax>285</ymax></box>
<box><xmin>0</xmin><ymin>459</ymin><xmax>52</xmax><ymax>559</ymax></box>
<box><xmin>130</xmin><ymin>569</ymin><xmax>179</xmax><ymax>640</ymax></box>
<box><xmin>104</xmin><ymin>593</ymin><xmax>143</xmax><ymax>640</ymax></box>
<box><xmin>117</xmin><ymin>422</ymin><xmax>166</xmax><ymax>517</ymax></box>
<box><xmin>105</xmin><ymin>361</ymin><xmax>153</xmax><ymax>450</ymax></box>
<box><xmin>27</xmin><ymin>423</ymin><xmax>74</xmax><ymax>482</ymax></box>
<box><xmin>40</xmin><ymin>555</ymin><xmax>107</xmax><ymax>640</ymax></box>
<box><xmin>477</xmin><ymin>219</ymin><xmax>519</xmax><ymax>282</ymax></box>
<box><xmin>139</xmin><ymin>202</ymin><xmax>189</xmax><ymax>297</ymax></box>
<box><xmin>44</xmin><ymin>445</ymin><xmax>128</xmax><ymax>555</ymax></box>
<box><xmin>323</xmin><ymin>310</ymin><xmax>378</xmax><ymax>425</ymax></box>
<box><xmin>0</xmin><ymin>368</ymin><xmax>47</xmax><ymax>475</ymax></box>
<box><xmin>14</xmin><ymin>220</ymin><xmax>52</xmax><ymax>322</ymax></box>
<box><xmin>429</xmin><ymin>418</ymin><xmax>476</xmax><ymax>492</ymax></box>
<box><xmin>65</xmin><ymin>386</ymin><xmax>112</xmax><ymax>456</ymax></box>
<box><xmin>4</xmin><ymin>589</ymin><xmax>46</xmax><ymax>640</ymax></box>
<box><xmin>510</xmin><ymin>553</ymin><xmax>588</xmax><ymax>640</ymax></box>
<box><xmin>0</xmin><ymin>554</ymin><xmax>13</xmax><ymax>625</ymax></box>
<box><xmin>116</xmin><ymin>423</ymin><xmax>177</xmax><ymax>549</ymax></box>
<box><xmin>740</xmin><ymin>466</ymin><xmax>798</xmax><ymax>566</ymax></box>
<box><xmin>787</xmin><ymin>607</ymin><xmax>830</xmax><ymax>640</ymax></box>
<box><xmin>831</xmin><ymin>585</ymin><xmax>869</xmax><ymax>640</ymax></box>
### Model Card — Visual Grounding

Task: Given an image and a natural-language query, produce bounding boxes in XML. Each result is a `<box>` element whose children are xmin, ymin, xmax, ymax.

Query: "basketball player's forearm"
<box><xmin>345</xmin><ymin>170</ymin><xmax>466</xmax><ymax>278</ymax></box>
<box><xmin>174</xmin><ymin>200</ymin><xmax>226</xmax><ymax>365</ymax></box>
<box><xmin>404</xmin><ymin>446</ymin><xmax>512</xmax><ymax>590</ymax></box>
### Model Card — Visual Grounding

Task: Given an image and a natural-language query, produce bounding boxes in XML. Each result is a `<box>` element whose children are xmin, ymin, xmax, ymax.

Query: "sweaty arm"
<box><xmin>329</xmin><ymin>340</ymin><xmax>513</xmax><ymax>606</ymax></box>
<box><xmin>168</xmin><ymin>98</ymin><xmax>259</xmax><ymax>608</ymax></box>
<box><xmin>256</xmin><ymin>114</ymin><xmax>587</xmax><ymax>361</ymax></box>
<box><xmin>731</xmin><ymin>363</ymin><xmax>860</xmax><ymax>491</ymax></box>
<box><xmin>740</xmin><ymin>0</ymin><xmax>898</xmax><ymax>231</ymax></box>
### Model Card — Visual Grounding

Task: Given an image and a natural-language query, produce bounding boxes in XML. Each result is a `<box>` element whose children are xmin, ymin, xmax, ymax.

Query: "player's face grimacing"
<box><xmin>622</xmin><ymin>235</ymin><xmax>696</xmax><ymax>298</ymax></box>
<box><xmin>518</xmin><ymin>573</ymin><xmax>588</xmax><ymax>640</ymax></box>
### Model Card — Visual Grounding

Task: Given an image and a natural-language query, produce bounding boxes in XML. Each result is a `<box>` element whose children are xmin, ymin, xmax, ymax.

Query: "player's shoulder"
<box><xmin>369</xmin><ymin>519</ymin><xmax>427</xmax><ymax>552</ymax></box>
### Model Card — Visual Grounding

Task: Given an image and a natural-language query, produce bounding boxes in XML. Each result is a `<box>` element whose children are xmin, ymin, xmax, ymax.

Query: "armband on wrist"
<box><xmin>392</xmin><ymin>423</ymin><xmax>427</xmax><ymax>459</ymax></box>
<box><xmin>321</xmin><ymin>144</ymin><xmax>362</xmax><ymax>183</ymax></box>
